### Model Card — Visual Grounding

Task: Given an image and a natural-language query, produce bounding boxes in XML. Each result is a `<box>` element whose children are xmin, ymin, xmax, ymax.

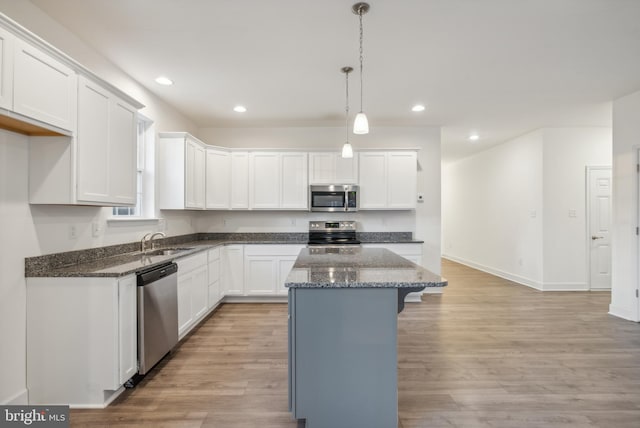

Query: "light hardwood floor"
<box><xmin>70</xmin><ymin>260</ymin><xmax>640</xmax><ymax>427</ymax></box>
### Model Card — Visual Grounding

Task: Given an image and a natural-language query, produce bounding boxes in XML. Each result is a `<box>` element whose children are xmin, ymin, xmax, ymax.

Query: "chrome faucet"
<box><xmin>140</xmin><ymin>232</ymin><xmax>153</xmax><ymax>253</ymax></box>
<box><xmin>149</xmin><ymin>232</ymin><xmax>166</xmax><ymax>250</ymax></box>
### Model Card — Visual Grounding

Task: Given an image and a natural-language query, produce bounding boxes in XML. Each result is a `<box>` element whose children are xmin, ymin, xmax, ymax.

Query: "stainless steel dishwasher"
<box><xmin>137</xmin><ymin>262</ymin><xmax>178</xmax><ymax>375</ymax></box>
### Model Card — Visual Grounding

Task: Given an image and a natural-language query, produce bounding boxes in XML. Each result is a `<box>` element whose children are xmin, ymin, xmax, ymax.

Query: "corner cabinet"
<box><xmin>359</xmin><ymin>151</ymin><xmax>417</xmax><ymax>210</ymax></box>
<box><xmin>26</xmin><ymin>274</ymin><xmax>137</xmax><ymax>407</ymax></box>
<box><xmin>157</xmin><ymin>132</ymin><xmax>206</xmax><ymax>210</ymax></box>
<box><xmin>249</xmin><ymin>152</ymin><xmax>308</xmax><ymax>210</ymax></box>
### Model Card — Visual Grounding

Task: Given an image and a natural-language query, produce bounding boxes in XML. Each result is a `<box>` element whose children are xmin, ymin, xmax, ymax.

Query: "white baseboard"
<box><xmin>2</xmin><ymin>388</ymin><xmax>28</xmax><ymax>405</ymax></box>
<box><xmin>423</xmin><ymin>288</ymin><xmax>443</xmax><ymax>294</ymax></box>
<box><xmin>223</xmin><ymin>295</ymin><xmax>287</xmax><ymax>303</ymax></box>
<box><xmin>541</xmin><ymin>282</ymin><xmax>589</xmax><ymax>291</ymax></box>
<box><xmin>609</xmin><ymin>304</ymin><xmax>639</xmax><ymax>322</ymax></box>
<box><xmin>442</xmin><ymin>254</ymin><xmax>543</xmax><ymax>290</ymax></box>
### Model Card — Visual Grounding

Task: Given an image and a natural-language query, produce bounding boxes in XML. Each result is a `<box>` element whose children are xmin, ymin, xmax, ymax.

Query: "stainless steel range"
<box><xmin>307</xmin><ymin>221</ymin><xmax>360</xmax><ymax>246</ymax></box>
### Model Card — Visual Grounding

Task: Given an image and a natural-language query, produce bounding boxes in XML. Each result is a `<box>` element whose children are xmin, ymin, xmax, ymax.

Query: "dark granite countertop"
<box><xmin>285</xmin><ymin>247</ymin><xmax>446</xmax><ymax>289</ymax></box>
<box><xmin>24</xmin><ymin>232</ymin><xmax>424</xmax><ymax>278</ymax></box>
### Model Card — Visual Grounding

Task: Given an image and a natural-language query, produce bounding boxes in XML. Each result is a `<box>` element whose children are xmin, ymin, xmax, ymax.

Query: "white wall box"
<box><xmin>230</xmin><ymin>152</ymin><xmax>250</xmax><ymax>209</ymax></box>
<box><xmin>309</xmin><ymin>152</ymin><xmax>358</xmax><ymax>184</ymax></box>
<box><xmin>244</xmin><ymin>245</ymin><xmax>304</xmax><ymax>296</ymax></box>
<box><xmin>206</xmin><ymin>148</ymin><xmax>231</xmax><ymax>209</ymax></box>
<box><xmin>176</xmin><ymin>252</ymin><xmax>209</xmax><ymax>339</ymax></box>
<box><xmin>249</xmin><ymin>152</ymin><xmax>308</xmax><ymax>210</ymax></box>
<box><xmin>26</xmin><ymin>274</ymin><xmax>137</xmax><ymax>407</ymax></box>
<box><xmin>359</xmin><ymin>151</ymin><xmax>417</xmax><ymax>210</ymax></box>
<box><xmin>157</xmin><ymin>132</ymin><xmax>206</xmax><ymax>210</ymax></box>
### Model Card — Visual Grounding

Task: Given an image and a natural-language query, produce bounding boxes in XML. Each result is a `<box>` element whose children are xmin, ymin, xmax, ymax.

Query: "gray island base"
<box><xmin>286</xmin><ymin>247</ymin><xmax>447</xmax><ymax>428</ymax></box>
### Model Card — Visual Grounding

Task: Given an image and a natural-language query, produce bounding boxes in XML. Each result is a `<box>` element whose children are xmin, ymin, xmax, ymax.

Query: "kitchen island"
<box><xmin>286</xmin><ymin>247</ymin><xmax>447</xmax><ymax>428</ymax></box>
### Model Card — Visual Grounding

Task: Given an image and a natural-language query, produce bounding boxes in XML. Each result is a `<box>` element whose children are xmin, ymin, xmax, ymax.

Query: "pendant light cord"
<box><xmin>358</xmin><ymin>10</ymin><xmax>364</xmax><ymax>112</ymax></box>
<box><xmin>345</xmin><ymin>70</ymin><xmax>350</xmax><ymax>142</ymax></box>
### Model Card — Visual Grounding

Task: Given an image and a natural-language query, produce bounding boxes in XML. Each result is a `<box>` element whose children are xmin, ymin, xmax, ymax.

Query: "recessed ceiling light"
<box><xmin>469</xmin><ymin>134</ymin><xmax>480</xmax><ymax>142</ymax></box>
<box><xmin>233</xmin><ymin>106</ymin><xmax>247</xmax><ymax>113</ymax></box>
<box><xmin>411</xmin><ymin>104</ymin><xmax>426</xmax><ymax>112</ymax></box>
<box><xmin>155</xmin><ymin>76</ymin><xmax>173</xmax><ymax>86</ymax></box>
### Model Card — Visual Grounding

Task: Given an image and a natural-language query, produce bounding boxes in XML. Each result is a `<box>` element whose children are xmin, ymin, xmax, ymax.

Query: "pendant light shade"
<box><xmin>352</xmin><ymin>2</ymin><xmax>370</xmax><ymax>135</ymax></box>
<box><xmin>353</xmin><ymin>112</ymin><xmax>369</xmax><ymax>134</ymax></box>
<box><xmin>342</xmin><ymin>142</ymin><xmax>354</xmax><ymax>158</ymax></box>
<box><xmin>341</xmin><ymin>66</ymin><xmax>354</xmax><ymax>158</ymax></box>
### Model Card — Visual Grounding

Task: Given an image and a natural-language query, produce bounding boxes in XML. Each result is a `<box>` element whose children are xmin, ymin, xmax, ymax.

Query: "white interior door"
<box><xmin>588</xmin><ymin>167</ymin><xmax>612</xmax><ymax>290</ymax></box>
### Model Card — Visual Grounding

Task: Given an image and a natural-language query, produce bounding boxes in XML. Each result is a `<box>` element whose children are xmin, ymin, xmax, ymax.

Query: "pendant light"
<box><xmin>341</xmin><ymin>66</ymin><xmax>354</xmax><ymax>158</ymax></box>
<box><xmin>352</xmin><ymin>2</ymin><xmax>370</xmax><ymax>135</ymax></box>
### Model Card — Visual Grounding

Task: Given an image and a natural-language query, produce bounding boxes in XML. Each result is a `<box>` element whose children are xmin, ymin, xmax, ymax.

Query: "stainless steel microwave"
<box><xmin>309</xmin><ymin>185</ymin><xmax>359</xmax><ymax>212</ymax></box>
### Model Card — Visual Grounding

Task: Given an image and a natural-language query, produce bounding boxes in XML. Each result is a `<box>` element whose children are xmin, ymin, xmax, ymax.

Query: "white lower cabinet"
<box><xmin>26</xmin><ymin>274</ymin><xmax>137</xmax><ymax>407</ymax></box>
<box><xmin>222</xmin><ymin>245</ymin><xmax>245</xmax><ymax>295</ymax></box>
<box><xmin>244</xmin><ymin>245</ymin><xmax>304</xmax><ymax>296</ymax></box>
<box><xmin>208</xmin><ymin>247</ymin><xmax>222</xmax><ymax>308</ymax></box>
<box><xmin>176</xmin><ymin>253</ymin><xmax>209</xmax><ymax>338</ymax></box>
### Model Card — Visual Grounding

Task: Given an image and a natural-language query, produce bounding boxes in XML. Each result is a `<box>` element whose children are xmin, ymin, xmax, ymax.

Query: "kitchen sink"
<box><xmin>144</xmin><ymin>247</ymin><xmax>194</xmax><ymax>256</ymax></box>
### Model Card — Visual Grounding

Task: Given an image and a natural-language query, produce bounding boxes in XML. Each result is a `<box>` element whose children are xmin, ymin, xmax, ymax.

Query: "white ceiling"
<box><xmin>29</xmin><ymin>0</ymin><xmax>640</xmax><ymax>162</ymax></box>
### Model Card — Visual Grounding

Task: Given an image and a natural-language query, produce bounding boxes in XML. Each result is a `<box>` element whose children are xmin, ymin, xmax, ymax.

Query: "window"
<box><xmin>111</xmin><ymin>115</ymin><xmax>155</xmax><ymax>218</ymax></box>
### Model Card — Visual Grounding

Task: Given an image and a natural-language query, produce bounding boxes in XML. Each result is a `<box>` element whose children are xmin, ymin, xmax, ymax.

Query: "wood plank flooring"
<box><xmin>69</xmin><ymin>260</ymin><xmax>640</xmax><ymax>427</ymax></box>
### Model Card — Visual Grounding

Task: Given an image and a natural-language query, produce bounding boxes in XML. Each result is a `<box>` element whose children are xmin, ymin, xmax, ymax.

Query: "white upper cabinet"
<box><xmin>387</xmin><ymin>151</ymin><xmax>417</xmax><ymax>209</ymax></box>
<box><xmin>309</xmin><ymin>152</ymin><xmax>358</xmax><ymax>184</ymax></box>
<box><xmin>359</xmin><ymin>152</ymin><xmax>388</xmax><ymax>209</ymax></box>
<box><xmin>0</xmin><ymin>26</ymin><xmax>13</xmax><ymax>110</ymax></box>
<box><xmin>206</xmin><ymin>148</ymin><xmax>231</xmax><ymax>209</ymax></box>
<box><xmin>230</xmin><ymin>152</ymin><xmax>249</xmax><ymax>209</ymax></box>
<box><xmin>30</xmin><ymin>76</ymin><xmax>138</xmax><ymax>206</ymax></box>
<box><xmin>281</xmin><ymin>152</ymin><xmax>308</xmax><ymax>209</ymax></box>
<box><xmin>250</xmin><ymin>152</ymin><xmax>281</xmax><ymax>209</ymax></box>
<box><xmin>359</xmin><ymin>151</ymin><xmax>417</xmax><ymax>210</ymax></box>
<box><xmin>157</xmin><ymin>133</ymin><xmax>206</xmax><ymax>210</ymax></box>
<box><xmin>76</xmin><ymin>76</ymin><xmax>136</xmax><ymax>205</ymax></box>
<box><xmin>13</xmin><ymin>38</ymin><xmax>77</xmax><ymax>132</ymax></box>
<box><xmin>250</xmin><ymin>152</ymin><xmax>308</xmax><ymax>210</ymax></box>
<box><xmin>185</xmin><ymin>138</ymin><xmax>206</xmax><ymax>209</ymax></box>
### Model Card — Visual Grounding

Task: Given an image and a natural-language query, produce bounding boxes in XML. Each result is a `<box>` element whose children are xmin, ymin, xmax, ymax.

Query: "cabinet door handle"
<box><xmin>591</xmin><ymin>236</ymin><xmax>604</xmax><ymax>240</ymax></box>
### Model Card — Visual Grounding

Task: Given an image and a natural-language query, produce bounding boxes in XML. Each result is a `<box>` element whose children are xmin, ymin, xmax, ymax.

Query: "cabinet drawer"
<box><xmin>208</xmin><ymin>247</ymin><xmax>221</xmax><ymax>262</ymax></box>
<box><xmin>176</xmin><ymin>252</ymin><xmax>207</xmax><ymax>274</ymax></box>
<box><xmin>244</xmin><ymin>244</ymin><xmax>305</xmax><ymax>256</ymax></box>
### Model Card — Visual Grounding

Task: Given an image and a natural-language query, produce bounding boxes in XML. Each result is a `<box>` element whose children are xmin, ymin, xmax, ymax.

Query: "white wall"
<box><xmin>197</xmin><ymin>126</ymin><xmax>442</xmax><ymax>274</ymax></box>
<box><xmin>0</xmin><ymin>3</ymin><xmax>198</xmax><ymax>404</ymax></box>
<box><xmin>611</xmin><ymin>89</ymin><xmax>640</xmax><ymax>321</ymax></box>
<box><xmin>443</xmin><ymin>127</ymin><xmax>612</xmax><ymax>291</ymax></box>
<box><xmin>442</xmin><ymin>130</ymin><xmax>545</xmax><ymax>288</ymax></box>
<box><xmin>542</xmin><ymin>128</ymin><xmax>612</xmax><ymax>289</ymax></box>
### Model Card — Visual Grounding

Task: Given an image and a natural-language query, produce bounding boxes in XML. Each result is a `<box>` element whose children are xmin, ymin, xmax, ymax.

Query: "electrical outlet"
<box><xmin>158</xmin><ymin>219</ymin><xmax>166</xmax><ymax>231</ymax></box>
<box><xmin>569</xmin><ymin>209</ymin><xmax>577</xmax><ymax>218</ymax></box>
<box><xmin>69</xmin><ymin>225</ymin><xmax>78</xmax><ymax>240</ymax></box>
<box><xmin>92</xmin><ymin>221</ymin><xmax>102</xmax><ymax>238</ymax></box>
<box><xmin>291</xmin><ymin>218</ymin><xmax>296</xmax><ymax>226</ymax></box>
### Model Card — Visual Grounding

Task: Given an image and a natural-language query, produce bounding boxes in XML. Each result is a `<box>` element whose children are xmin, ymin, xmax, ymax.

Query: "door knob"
<box><xmin>591</xmin><ymin>236</ymin><xmax>604</xmax><ymax>240</ymax></box>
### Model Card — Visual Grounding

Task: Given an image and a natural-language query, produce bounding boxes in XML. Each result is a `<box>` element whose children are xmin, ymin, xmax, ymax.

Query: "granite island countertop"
<box><xmin>285</xmin><ymin>247</ymin><xmax>447</xmax><ymax>289</ymax></box>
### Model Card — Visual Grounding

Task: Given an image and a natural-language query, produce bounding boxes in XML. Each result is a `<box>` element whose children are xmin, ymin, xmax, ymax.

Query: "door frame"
<box><xmin>585</xmin><ymin>165</ymin><xmax>612</xmax><ymax>291</ymax></box>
